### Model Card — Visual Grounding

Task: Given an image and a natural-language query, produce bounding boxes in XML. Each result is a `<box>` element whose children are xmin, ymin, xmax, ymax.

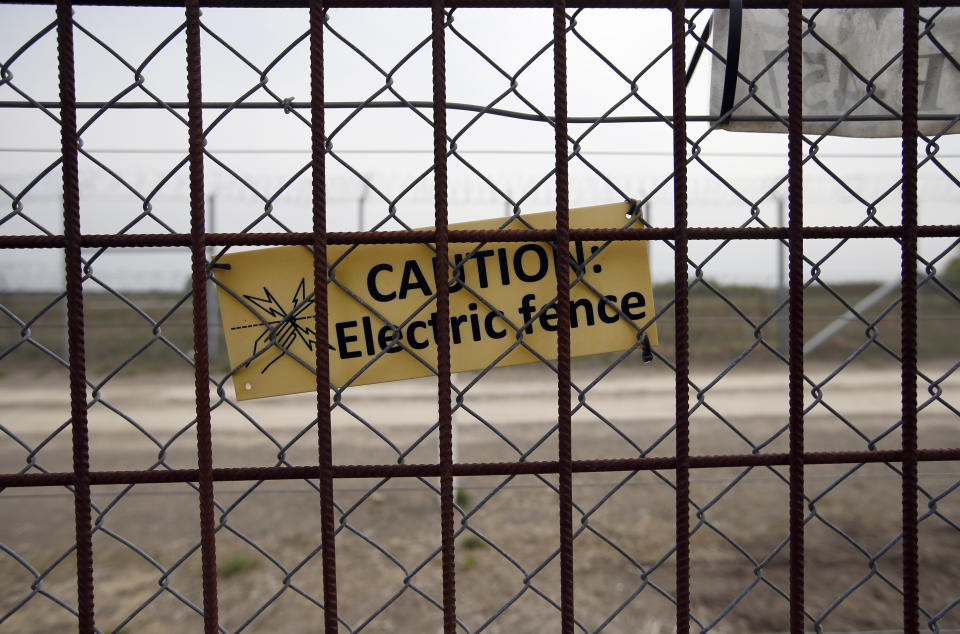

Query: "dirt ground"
<box><xmin>1</xmin><ymin>359</ymin><xmax>959</xmax><ymax>633</ymax></box>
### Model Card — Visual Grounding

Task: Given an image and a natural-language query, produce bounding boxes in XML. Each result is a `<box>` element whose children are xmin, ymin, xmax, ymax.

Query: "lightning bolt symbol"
<box><xmin>238</xmin><ymin>278</ymin><xmax>335</xmax><ymax>374</ymax></box>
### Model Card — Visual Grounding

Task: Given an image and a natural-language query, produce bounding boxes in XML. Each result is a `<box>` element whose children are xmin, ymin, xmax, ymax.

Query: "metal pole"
<box><xmin>777</xmin><ymin>197</ymin><xmax>788</xmax><ymax>355</ymax></box>
<box><xmin>803</xmin><ymin>279</ymin><xmax>899</xmax><ymax>356</ymax></box>
<box><xmin>206</xmin><ymin>193</ymin><xmax>220</xmax><ymax>365</ymax></box>
<box><xmin>61</xmin><ymin>195</ymin><xmax>69</xmax><ymax>361</ymax></box>
<box><xmin>358</xmin><ymin>185</ymin><xmax>369</xmax><ymax>231</ymax></box>
<box><xmin>452</xmin><ymin>381</ymin><xmax>460</xmax><ymax>495</ymax></box>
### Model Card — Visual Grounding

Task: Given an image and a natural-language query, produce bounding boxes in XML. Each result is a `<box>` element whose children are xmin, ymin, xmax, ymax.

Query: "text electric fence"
<box><xmin>1</xmin><ymin>1</ymin><xmax>960</xmax><ymax>633</ymax></box>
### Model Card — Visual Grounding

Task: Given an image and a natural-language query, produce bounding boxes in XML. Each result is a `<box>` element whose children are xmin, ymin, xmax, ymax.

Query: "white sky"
<box><xmin>0</xmin><ymin>4</ymin><xmax>957</xmax><ymax>291</ymax></box>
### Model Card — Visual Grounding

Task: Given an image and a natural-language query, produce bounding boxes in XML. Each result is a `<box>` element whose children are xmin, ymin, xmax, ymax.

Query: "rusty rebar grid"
<box><xmin>1</xmin><ymin>1</ymin><xmax>958</xmax><ymax>632</ymax></box>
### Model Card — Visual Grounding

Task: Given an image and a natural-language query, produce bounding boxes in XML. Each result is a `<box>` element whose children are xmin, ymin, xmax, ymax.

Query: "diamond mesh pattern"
<box><xmin>1</xmin><ymin>2</ymin><xmax>958</xmax><ymax>633</ymax></box>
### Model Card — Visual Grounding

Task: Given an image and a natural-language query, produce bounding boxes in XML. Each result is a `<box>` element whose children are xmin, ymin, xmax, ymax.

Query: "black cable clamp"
<box><xmin>719</xmin><ymin>0</ymin><xmax>743</xmax><ymax>122</ymax></box>
<box><xmin>641</xmin><ymin>334</ymin><xmax>653</xmax><ymax>363</ymax></box>
<box><xmin>683</xmin><ymin>1</ymin><xmax>743</xmax><ymax>124</ymax></box>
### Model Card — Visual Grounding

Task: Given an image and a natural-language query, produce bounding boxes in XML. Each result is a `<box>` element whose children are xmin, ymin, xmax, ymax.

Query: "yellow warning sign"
<box><xmin>215</xmin><ymin>202</ymin><xmax>657</xmax><ymax>400</ymax></box>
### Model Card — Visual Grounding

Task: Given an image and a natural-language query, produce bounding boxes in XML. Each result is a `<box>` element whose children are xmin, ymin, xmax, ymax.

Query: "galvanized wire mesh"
<box><xmin>1</xmin><ymin>1</ymin><xmax>959</xmax><ymax>633</ymax></box>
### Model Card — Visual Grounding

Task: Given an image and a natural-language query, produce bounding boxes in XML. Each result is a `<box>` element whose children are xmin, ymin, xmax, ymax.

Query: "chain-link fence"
<box><xmin>1</xmin><ymin>0</ymin><xmax>959</xmax><ymax>632</ymax></box>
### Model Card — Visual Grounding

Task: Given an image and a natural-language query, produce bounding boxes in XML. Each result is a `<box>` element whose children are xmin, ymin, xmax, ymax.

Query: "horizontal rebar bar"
<box><xmin>2</xmin><ymin>0</ymin><xmax>959</xmax><ymax>9</ymax></box>
<box><xmin>2</xmin><ymin>448</ymin><xmax>959</xmax><ymax>489</ymax></box>
<box><xmin>1</xmin><ymin>224</ymin><xmax>959</xmax><ymax>250</ymax></box>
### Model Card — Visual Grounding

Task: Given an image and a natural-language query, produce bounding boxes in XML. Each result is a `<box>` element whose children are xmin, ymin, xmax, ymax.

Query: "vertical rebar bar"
<box><xmin>901</xmin><ymin>0</ymin><xmax>920</xmax><ymax>631</ymax></box>
<box><xmin>185</xmin><ymin>2</ymin><xmax>219</xmax><ymax>631</ymax></box>
<box><xmin>56</xmin><ymin>2</ymin><xmax>95</xmax><ymax>631</ymax></box>
<box><xmin>787</xmin><ymin>0</ymin><xmax>806</xmax><ymax>630</ymax></box>
<box><xmin>553</xmin><ymin>3</ymin><xmax>574</xmax><ymax>633</ymax></box>
<box><xmin>671</xmin><ymin>1</ymin><xmax>690</xmax><ymax>632</ymax></box>
<box><xmin>310</xmin><ymin>2</ymin><xmax>339</xmax><ymax>631</ymax></box>
<box><xmin>431</xmin><ymin>2</ymin><xmax>456</xmax><ymax>632</ymax></box>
